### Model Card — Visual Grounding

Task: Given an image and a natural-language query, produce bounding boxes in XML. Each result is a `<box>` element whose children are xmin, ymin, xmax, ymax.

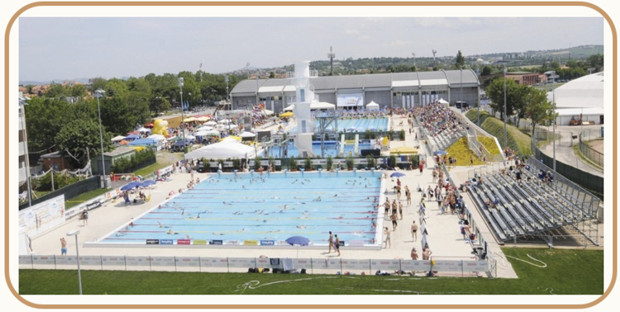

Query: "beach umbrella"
<box><xmin>140</xmin><ymin>179</ymin><xmax>156</xmax><ymax>187</ymax></box>
<box><xmin>434</xmin><ymin>150</ymin><xmax>447</xmax><ymax>156</ymax></box>
<box><xmin>205</xmin><ymin>121</ymin><xmax>217</xmax><ymax>126</ymax></box>
<box><xmin>285</xmin><ymin>236</ymin><xmax>310</xmax><ymax>246</ymax></box>
<box><xmin>120</xmin><ymin>181</ymin><xmax>141</xmax><ymax>191</ymax></box>
<box><xmin>390</xmin><ymin>172</ymin><xmax>406</xmax><ymax>178</ymax></box>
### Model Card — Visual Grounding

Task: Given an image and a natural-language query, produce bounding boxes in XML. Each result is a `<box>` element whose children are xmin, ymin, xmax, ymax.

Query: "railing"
<box><xmin>578</xmin><ymin>129</ymin><xmax>604</xmax><ymax>168</ymax></box>
<box><xmin>19</xmin><ymin>254</ymin><xmax>490</xmax><ymax>277</ymax></box>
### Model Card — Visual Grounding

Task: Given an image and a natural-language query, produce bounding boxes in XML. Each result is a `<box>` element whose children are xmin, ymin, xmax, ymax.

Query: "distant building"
<box><xmin>506</xmin><ymin>72</ymin><xmax>542</xmax><ymax>86</ymax></box>
<box><xmin>40</xmin><ymin>151</ymin><xmax>75</xmax><ymax>172</ymax></box>
<box><xmin>550</xmin><ymin>72</ymin><xmax>604</xmax><ymax>125</ymax></box>
<box><xmin>230</xmin><ymin>69</ymin><xmax>480</xmax><ymax>113</ymax></box>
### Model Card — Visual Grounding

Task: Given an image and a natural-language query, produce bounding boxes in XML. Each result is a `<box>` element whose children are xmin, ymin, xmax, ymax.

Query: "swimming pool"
<box><xmin>100</xmin><ymin>171</ymin><xmax>384</xmax><ymax>247</ymax></box>
<box><xmin>266</xmin><ymin>141</ymin><xmax>375</xmax><ymax>158</ymax></box>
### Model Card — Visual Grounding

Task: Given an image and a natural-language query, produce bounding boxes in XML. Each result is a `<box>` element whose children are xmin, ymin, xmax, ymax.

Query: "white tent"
<box><xmin>184</xmin><ymin>141</ymin><xmax>256</xmax><ymax>160</ymax></box>
<box><xmin>147</xmin><ymin>134</ymin><xmax>167</xmax><ymax>142</ymax></box>
<box><xmin>366</xmin><ymin>101</ymin><xmax>380</xmax><ymax>110</ymax></box>
<box><xmin>111</xmin><ymin>135</ymin><xmax>126</xmax><ymax>142</ymax></box>
<box><xmin>204</xmin><ymin>121</ymin><xmax>217</xmax><ymax>126</ymax></box>
<box><xmin>137</xmin><ymin>127</ymin><xmax>151</xmax><ymax>134</ymax></box>
<box><xmin>438</xmin><ymin>98</ymin><xmax>449</xmax><ymax>105</ymax></box>
<box><xmin>194</xmin><ymin>130</ymin><xmax>210</xmax><ymax>137</ymax></box>
<box><xmin>239</xmin><ymin>131</ymin><xmax>256</xmax><ymax>138</ymax></box>
<box><xmin>196</xmin><ymin>126</ymin><xmax>214</xmax><ymax>132</ymax></box>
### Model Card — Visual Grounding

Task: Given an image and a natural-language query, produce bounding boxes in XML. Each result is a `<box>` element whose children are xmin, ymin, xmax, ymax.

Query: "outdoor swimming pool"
<box><xmin>100</xmin><ymin>171</ymin><xmax>384</xmax><ymax>247</ymax></box>
<box><xmin>266</xmin><ymin>141</ymin><xmax>375</xmax><ymax>158</ymax></box>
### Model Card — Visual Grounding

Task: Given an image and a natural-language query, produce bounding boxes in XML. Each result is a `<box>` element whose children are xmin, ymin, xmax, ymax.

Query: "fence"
<box><xmin>579</xmin><ymin>129</ymin><xmax>604</xmax><ymax>168</ymax></box>
<box><xmin>19</xmin><ymin>176</ymin><xmax>101</xmax><ymax>210</ymax></box>
<box><xmin>19</xmin><ymin>254</ymin><xmax>489</xmax><ymax>277</ymax></box>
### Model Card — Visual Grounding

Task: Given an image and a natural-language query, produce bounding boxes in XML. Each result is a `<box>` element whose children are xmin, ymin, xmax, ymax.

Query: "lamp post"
<box><xmin>503</xmin><ymin>65</ymin><xmax>508</xmax><ymax>154</ymax></box>
<box><xmin>551</xmin><ymin>71</ymin><xmax>557</xmax><ymax>172</ymax></box>
<box><xmin>66</xmin><ymin>229</ymin><xmax>82</xmax><ymax>295</ymax></box>
<box><xmin>178</xmin><ymin>77</ymin><xmax>185</xmax><ymax>143</ymax></box>
<box><xmin>94</xmin><ymin>89</ymin><xmax>106</xmax><ymax>187</ymax></box>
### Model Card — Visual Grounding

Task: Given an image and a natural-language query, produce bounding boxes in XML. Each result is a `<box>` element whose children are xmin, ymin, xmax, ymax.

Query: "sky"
<box><xmin>18</xmin><ymin>17</ymin><xmax>603</xmax><ymax>82</ymax></box>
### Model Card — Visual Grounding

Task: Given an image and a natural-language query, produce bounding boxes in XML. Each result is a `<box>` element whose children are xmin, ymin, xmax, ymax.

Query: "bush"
<box><xmin>253</xmin><ymin>156</ymin><xmax>262</xmax><ymax>171</ymax></box>
<box><xmin>232</xmin><ymin>158</ymin><xmax>241</xmax><ymax>170</ymax></box>
<box><xmin>111</xmin><ymin>149</ymin><xmax>156</xmax><ymax>173</ymax></box>
<box><xmin>289</xmin><ymin>157</ymin><xmax>298</xmax><ymax>171</ymax></box>
<box><xmin>326</xmin><ymin>156</ymin><xmax>333</xmax><ymax>170</ymax></box>
<box><xmin>366</xmin><ymin>155</ymin><xmax>376</xmax><ymax>168</ymax></box>
<box><xmin>304</xmin><ymin>157</ymin><xmax>312</xmax><ymax>171</ymax></box>
<box><xmin>399</xmin><ymin>129</ymin><xmax>406</xmax><ymax>141</ymax></box>
<box><xmin>346</xmin><ymin>157</ymin><xmax>354</xmax><ymax>170</ymax></box>
<box><xmin>32</xmin><ymin>171</ymin><xmax>80</xmax><ymax>191</ymax></box>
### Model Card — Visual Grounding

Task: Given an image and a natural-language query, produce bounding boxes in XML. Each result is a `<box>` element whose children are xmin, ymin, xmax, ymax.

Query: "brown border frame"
<box><xmin>4</xmin><ymin>1</ymin><xmax>616</xmax><ymax>309</ymax></box>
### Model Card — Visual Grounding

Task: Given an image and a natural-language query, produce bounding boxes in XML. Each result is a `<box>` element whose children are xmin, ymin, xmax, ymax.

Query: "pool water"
<box><xmin>101</xmin><ymin>171</ymin><xmax>384</xmax><ymax>247</ymax></box>
<box><xmin>266</xmin><ymin>141</ymin><xmax>375</xmax><ymax>158</ymax></box>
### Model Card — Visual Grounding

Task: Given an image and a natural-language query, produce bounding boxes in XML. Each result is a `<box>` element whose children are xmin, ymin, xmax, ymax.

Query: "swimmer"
<box><xmin>313</xmin><ymin>196</ymin><xmax>322</xmax><ymax>202</ymax></box>
<box><xmin>166</xmin><ymin>229</ymin><xmax>177</xmax><ymax>235</ymax></box>
<box><xmin>296</xmin><ymin>225</ymin><xmax>306</xmax><ymax>229</ymax></box>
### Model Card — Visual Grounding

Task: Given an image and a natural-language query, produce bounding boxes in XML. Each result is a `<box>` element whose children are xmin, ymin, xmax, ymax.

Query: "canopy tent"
<box><xmin>194</xmin><ymin>130</ymin><xmax>210</xmax><ymax>137</ymax></box>
<box><xmin>438</xmin><ymin>98</ymin><xmax>450</xmax><ymax>105</ymax></box>
<box><xmin>147</xmin><ymin>134</ymin><xmax>167</xmax><ymax>142</ymax></box>
<box><xmin>204</xmin><ymin>120</ymin><xmax>218</xmax><ymax>126</ymax></box>
<box><xmin>136</xmin><ymin>127</ymin><xmax>151</xmax><ymax>133</ymax></box>
<box><xmin>128</xmin><ymin>138</ymin><xmax>157</xmax><ymax>146</ymax></box>
<box><xmin>239</xmin><ymin>131</ymin><xmax>256</xmax><ymax>139</ymax></box>
<box><xmin>366</xmin><ymin>101</ymin><xmax>380</xmax><ymax>110</ymax></box>
<box><xmin>184</xmin><ymin>140</ymin><xmax>257</xmax><ymax>160</ymax></box>
<box><xmin>262</xmin><ymin>109</ymin><xmax>275</xmax><ymax>116</ymax></box>
<box><xmin>218</xmin><ymin>119</ymin><xmax>231</xmax><ymax>124</ymax></box>
<box><xmin>195</xmin><ymin>116</ymin><xmax>210</xmax><ymax>122</ymax></box>
<box><xmin>183</xmin><ymin>116</ymin><xmax>197</xmax><ymax>123</ymax></box>
<box><xmin>196</xmin><ymin>126</ymin><xmax>214</xmax><ymax>132</ymax></box>
<box><xmin>111</xmin><ymin>135</ymin><xmax>126</xmax><ymax>142</ymax></box>
<box><xmin>125</xmin><ymin>133</ymin><xmax>141</xmax><ymax>140</ymax></box>
<box><xmin>279</xmin><ymin>111</ymin><xmax>294</xmax><ymax>118</ymax></box>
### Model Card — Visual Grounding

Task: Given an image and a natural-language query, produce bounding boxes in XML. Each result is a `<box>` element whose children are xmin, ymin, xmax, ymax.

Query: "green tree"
<box><xmin>24</xmin><ymin>97</ymin><xmax>71</xmax><ymax>152</ymax></box>
<box><xmin>485</xmin><ymin>77</ymin><xmax>521</xmax><ymax>121</ymax></box>
<box><xmin>455</xmin><ymin>50</ymin><xmax>465</xmax><ymax>69</ymax></box>
<box><xmin>104</xmin><ymin>78</ymin><xmax>129</xmax><ymax>98</ymax></box>
<box><xmin>150</xmin><ymin>96</ymin><xmax>171</xmax><ymax>116</ymax></box>
<box><xmin>481</xmin><ymin>65</ymin><xmax>493</xmax><ymax>76</ymax></box>
<box><xmin>525</xmin><ymin>88</ymin><xmax>554</xmax><ymax>136</ymax></box>
<box><xmin>55</xmin><ymin>118</ymin><xmax>111</xmax><ymax>165</ymax></box>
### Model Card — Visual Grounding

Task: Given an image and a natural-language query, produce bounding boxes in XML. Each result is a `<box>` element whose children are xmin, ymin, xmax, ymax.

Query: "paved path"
<box><xmin>538</xmin><ymin>124</ymin><xmax>603</xmax><ymax>177</ymax></box>
<box><xmin>25</xmin><ymin>113</ymin><xmax>516</xmax><ymax>278</ymax></box>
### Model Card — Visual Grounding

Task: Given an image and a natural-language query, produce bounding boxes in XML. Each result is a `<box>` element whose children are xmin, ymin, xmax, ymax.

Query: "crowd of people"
<box><xmin>413</xmin><ymin>101</ymin><xmax>466</xmax><ymax>138</ymax></box>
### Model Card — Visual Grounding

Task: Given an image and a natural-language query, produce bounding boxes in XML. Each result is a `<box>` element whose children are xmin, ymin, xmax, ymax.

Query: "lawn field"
<box><xmin>18</xmin><ymin>248</ymin><xmax>603</xmax><ymax>295</ymax></box>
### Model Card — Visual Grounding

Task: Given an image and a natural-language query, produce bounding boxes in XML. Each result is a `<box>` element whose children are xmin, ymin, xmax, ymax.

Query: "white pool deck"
<box><xmin>24</xmin><ymin>114</ymin><xmax>517</xmax><ymax>278</ymax></box>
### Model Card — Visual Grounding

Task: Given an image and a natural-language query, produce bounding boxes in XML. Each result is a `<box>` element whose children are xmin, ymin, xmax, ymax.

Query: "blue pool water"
<box><xmin>101</xmin><ymin>171</ymin><xmax>384</xmax><ymax>247</ymax></box>
<box><xmin>290</xmin><ymin>117</ymin><xmax>389</xmax><ymax>133</ymax></box>
<box><xmin>267</xmin><ymin>141</ymin><xmax>374</xmax><ymax>158</ymax></box>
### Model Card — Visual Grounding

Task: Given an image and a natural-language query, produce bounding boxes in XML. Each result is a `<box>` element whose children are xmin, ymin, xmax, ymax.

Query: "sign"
<box><xmin>160</xmin><ymin>239</ymin><xmax>173</xmax><ymax>245</ymax></box>
<box><xmin>243</xmin><ymin>240</ymin><xmax>258</xmax><ymax>246</ymax></box>
<box><xmin>146</xmin><ymin>239</ymin><xmax>160</xmax><ymax>245</ymax></box>
<box><xmin>208</xmin><ymin>240</ymin><xmax>222</xmax><ymax>245</ymax></box>
<box><xmin>370</xmin><ymin>259</ymin><xmax>400</xmax><ymax>271</ymax></box>
<box><xmin>175</xmin><ymin>257</ymin><xmax>200</xmax><ymax>267</ymax></box>
<box><xmin>19</xmin><ymin>194</ymin><xmax>66</xmax><ymax>237</ymax></box>
<box><xmin>260</xmin><ymin>240</ymin><xmax>275</xmax><ymax>246</ymax></box>
<box><xmin>193</xmin><ymin>240</ymin><xmax>207</xmax><ymax>245</ymax></box>
<box><xmin>177</xmin><ymin>239</ymin><xmax>191</xmax><ymax>245</ymax></box>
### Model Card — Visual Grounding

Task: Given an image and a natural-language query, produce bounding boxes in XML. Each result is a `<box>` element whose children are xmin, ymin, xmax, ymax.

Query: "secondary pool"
<box><xmin>290</xmin><ymin>117</ymin><xmax>389</xmax><ymax>133</ymax></box>
<box><xmin>266</xmin><ymin>141</ymin><xmax>375</xmax><ymax>158</ymax></box>
<box><xmin>100</xmin><ymin>171</ymin><xmax>384</xmax><ymax>247</ymax></box>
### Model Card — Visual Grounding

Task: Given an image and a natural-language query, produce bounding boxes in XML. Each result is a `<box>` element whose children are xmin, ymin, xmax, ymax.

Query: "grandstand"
<box><xmin>464</xmin><ymin>158</ymin><xmax>601</xmax><ymax>247</ymax></box>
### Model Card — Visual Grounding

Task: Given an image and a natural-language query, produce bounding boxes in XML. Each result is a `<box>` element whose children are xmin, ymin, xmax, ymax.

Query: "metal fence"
<box><xmin>19</xmin><ymin>254</ymin><xmax>490</xmax><ymax>277</ymax></box>
<box><xmin>579</xmin><ymin>129</ymin><xmax>604</xmax><ymax>168</ymax></box>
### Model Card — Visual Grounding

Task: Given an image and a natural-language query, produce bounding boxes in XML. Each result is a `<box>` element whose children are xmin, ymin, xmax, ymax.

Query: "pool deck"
<box><xmin>26</xmin><ymin>114</ymin><xmax>517</xmax><ymax>278</ymax></box>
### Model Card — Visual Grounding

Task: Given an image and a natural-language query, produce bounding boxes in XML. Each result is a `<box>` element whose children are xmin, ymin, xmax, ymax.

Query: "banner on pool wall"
<box><xmin>18</xmin><ymin>194</ymin><xmax>66</xmax><ymax>238</ymax></box>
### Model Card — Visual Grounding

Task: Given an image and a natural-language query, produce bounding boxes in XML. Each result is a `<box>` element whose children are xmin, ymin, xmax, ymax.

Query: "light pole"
<box><xmin>66</xmin><ymin>229</ymin><xmax>82</xmax><ymax>295</ymax></box>
<box><xmin>95</xmin><ymin>89</ymin><xmax>106</xmax><ymax>187</ymax></box>
<box><xmin>19</xmin><ymin>95</ymin><xmax>32</xmax><ymax>207</ymax></box>
<box><xmin>503</xmin><ymin>65</ymin><xmax>508</xmax><ymax>153</ymax></box>
<box><xmin>178</xmin><ymin>77</ymin><xmax>185</xmax><ymax>143</ymax></box>
<box><xmin>551</xmin><ymin>71</ymin><xmax>557</xmax><ymax>172</ymax></box>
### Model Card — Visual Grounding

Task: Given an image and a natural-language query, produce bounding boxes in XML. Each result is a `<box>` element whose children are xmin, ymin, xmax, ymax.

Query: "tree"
<box><xmin>485</xmin><ymin>77</ymin><xmax>519</xmax><ymax>121</ymax></box>
<box><xmin>150</xmin><ymin>96</ymin><xmax>171</xmax><ymax>116</ymax></box>
<box><xmin>24</xmin><ymin>97</ymin><xmax>71</xmax><ymax>152</ymax></box>
<box><xmin>455</xmin><ymin>50</ymin><xmax>465</xmax><ymax>69</ymax></box>
<box><xmin>55</xmin><ymin>118</ymin><xmax>111</xmax><ymax>166</ymax></box>
<box><xmin>481</xmin><ymin>65</ymin><xmax>493</xmax><ymax>76</ymax></box>
<box><xmin>525</xmin><ymin>87</ymin><xmax>554</xmax><ymax>137</ymax></box>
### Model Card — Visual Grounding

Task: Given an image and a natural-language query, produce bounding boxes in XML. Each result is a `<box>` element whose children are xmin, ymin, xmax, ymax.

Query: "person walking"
<box><xmin>383</xmin><ymin>227</ymin><xmax>391</xmax><ymax>248</ymax></box>
<box><xmin>334</xmin><ymin>234</ymin><xmax>341</xmax><ymax>256</ymax></box>
<box><xmin>327</xmin><ymin>231</ymin><xmax>334</xmax><ymax>253</ymax></box>
<box><xmin>60</xmin><ymin>237</ymin><xmax>67</xmax><ymax>256</ymax></box>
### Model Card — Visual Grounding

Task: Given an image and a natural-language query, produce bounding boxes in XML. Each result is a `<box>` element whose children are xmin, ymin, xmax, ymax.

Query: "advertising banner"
<box><xmin>19</xmin><ymin>195</ymin><xmax>66</xmax><ymax>237</ymax></box>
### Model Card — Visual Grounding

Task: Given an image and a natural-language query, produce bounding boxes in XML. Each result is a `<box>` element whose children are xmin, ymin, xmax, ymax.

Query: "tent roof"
<box><xmin>184</xmin><ymin>141</ymin><xmax>256</xmax><ymax>160</ymax></box>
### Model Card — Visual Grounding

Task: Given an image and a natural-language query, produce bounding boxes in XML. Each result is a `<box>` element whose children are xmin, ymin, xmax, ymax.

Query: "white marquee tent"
<box><xmin>366</xmin><ymin>101</ymin><xmax>380</xmax><ymax>110</ymax></box>
<box><xmin>184</xmin><ymin>141</ymin><xmax>256</xmax><ymax>160</ymax></box>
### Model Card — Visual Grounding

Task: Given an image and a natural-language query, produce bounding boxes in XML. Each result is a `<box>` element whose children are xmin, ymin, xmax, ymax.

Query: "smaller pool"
<box><xmin>266</xmin><ymin>141</ymin><xmax>376</xmax><ymax>158</ymax></box>
<box><xmin>290</xmin><ymin>117</ymin><xmax>389</xmax><ymax>133</ymax></box>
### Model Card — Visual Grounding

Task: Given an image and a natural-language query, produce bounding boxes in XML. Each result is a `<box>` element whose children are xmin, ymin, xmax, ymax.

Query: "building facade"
<box><xmin>230</xmin><ymin>69</ymin><xmax>480</xmax><ymax>113</ymax></box>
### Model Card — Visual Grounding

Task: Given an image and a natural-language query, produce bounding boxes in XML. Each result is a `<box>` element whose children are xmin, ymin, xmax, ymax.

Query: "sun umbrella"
<box><xmin>285</xmin><ymin>236</ymin><xmax>310</xmax><ymax>246</ymax></box>
<box><xmin>140</xmin><ymin>179</ymin><xmax>156</xmax><ymax>187</ymax></box>
<box><xmin>434</xmin><ymin>150</ymin><xmax>447</xmax><ymax>156</ymax></box>
<box><xmin>390</xmin><ymin>172</ymin><xmax>406</xmax><ymax>178</ymax></box>
<box><xmin>120</xmin><ymin>181</ymin><xmax>141</xmax><ymax>191</ymax></box>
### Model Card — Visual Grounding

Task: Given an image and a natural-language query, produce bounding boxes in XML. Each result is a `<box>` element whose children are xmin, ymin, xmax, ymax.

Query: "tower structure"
<box><xmin>327</xmin><ymin>46</ymin><xmax>336</xmax><ymax>76</ymax></box>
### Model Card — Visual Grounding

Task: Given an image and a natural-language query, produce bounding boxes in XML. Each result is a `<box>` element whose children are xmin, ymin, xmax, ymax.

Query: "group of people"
<box><xmin>414</xmin><ymin>101</ymin><xmax>466</xmax><ymax>139</ymax></box>
<box><xmin>327</xmin><ymin>231</ymin><xmax>341</xmax><ymax>256</ymax></box>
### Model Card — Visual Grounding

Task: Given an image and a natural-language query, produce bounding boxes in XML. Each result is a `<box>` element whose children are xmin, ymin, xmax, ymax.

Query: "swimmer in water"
<box><xmin>313</xmin><ymin>196</ymin><xmax>322</xmax><ymax>202</ymax></box>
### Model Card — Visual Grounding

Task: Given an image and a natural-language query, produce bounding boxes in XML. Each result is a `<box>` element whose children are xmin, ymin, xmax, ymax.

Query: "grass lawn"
<box><xmin>64</xmin><ymin>187</ymin><xmax>112</xmax><ymax>209</ymax></box>
<box><xmin>465</xmin><ymin>110</ymin><xmax>532</xmax><ymax>155</ymax></box>
<box><xmin>19</xmin><ymin>248</ymin><xmax>603</xmax><ymax>295</ymax></box>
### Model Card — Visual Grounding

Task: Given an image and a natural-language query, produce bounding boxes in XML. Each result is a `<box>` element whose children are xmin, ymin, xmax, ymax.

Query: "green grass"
<box><xmin>466</xmin><ymin>109</ymin><xmax>532</xmax><ymax>156</ymax></box>
<box><xmin>64</xmin><ymin>187</ymin><xmax>112</xmax><ymax>209</ymax></box>
<box><xmin>19</xmin><ymin>248</ymin><xmax>603</xmax><ymax>295</ymax></box>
